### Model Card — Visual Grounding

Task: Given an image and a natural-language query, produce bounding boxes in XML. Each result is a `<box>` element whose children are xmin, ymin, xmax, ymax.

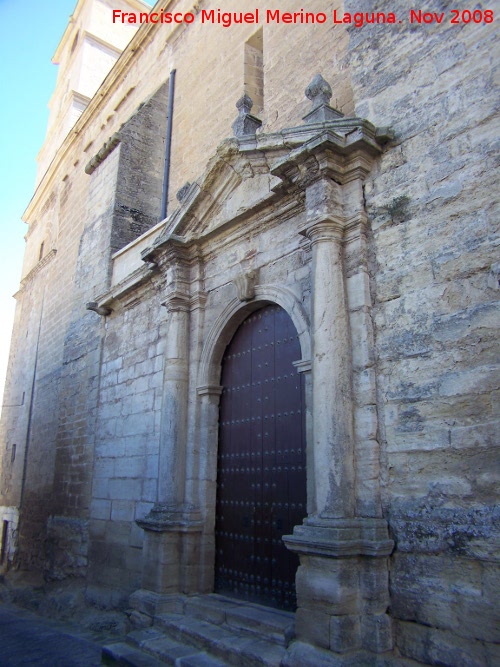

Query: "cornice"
<box><xmin>88</xmin><ymin>261</ymin><xmax>158</xmax><ymax>313</ymax></box>
<box><xmin>271</xmin><ymin>124</ymin><xmax>385</xmax><ymax>191</ymax></box>
<box><xmin>19</xmin><ymin>249</ymin><xmax>57</xmax><ymax>290</ymax></box>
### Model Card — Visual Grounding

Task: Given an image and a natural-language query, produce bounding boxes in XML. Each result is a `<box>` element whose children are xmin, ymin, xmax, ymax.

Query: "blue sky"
<box><xmin>0</xmin><ymin>1</ymin><xmax>157</xmax><ymax>402</ymax></box>
<box><xmin>0</xmin><ymin>0</ymin><xmax>79</xmax><ymax>402</ymax></box>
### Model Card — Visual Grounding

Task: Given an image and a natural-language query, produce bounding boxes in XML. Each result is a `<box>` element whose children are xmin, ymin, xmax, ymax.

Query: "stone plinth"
<box><xmin>284</xmin><ymin>518</ymin><xmax>394</xmax><ymax>657</ymax></box>
<box><xmin>136</xmin><ymin>504</ymin><xmax>203</xmax><ymax>597</ymax></box>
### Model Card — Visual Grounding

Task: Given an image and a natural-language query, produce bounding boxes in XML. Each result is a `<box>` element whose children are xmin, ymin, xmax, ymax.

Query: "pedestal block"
<box><xmin>284</xmin><ymin>518</ymin><xmax>394</xmax><ymax>657</ymax></box>
<box><xmin>136</xmin><ymin>503</ymin><xmax>203</xmax><ymax>599</ymax></box>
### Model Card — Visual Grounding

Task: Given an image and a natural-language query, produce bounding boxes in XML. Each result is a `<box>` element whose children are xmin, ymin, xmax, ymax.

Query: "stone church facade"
<box><xmin>1</xmin><ymin>1</ymin><xmax>498</xmax><ymax>665</ymax></box>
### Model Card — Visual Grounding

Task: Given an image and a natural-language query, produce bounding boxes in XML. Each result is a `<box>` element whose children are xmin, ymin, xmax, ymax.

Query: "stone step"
<box><xmin>103</xmin><ymin>595</ymin><xmax>292</xmax><ymax>667</ymax></box>
<box><xmin>154</xmin><ymin>612</ymin><xmax>286</xmax><ymax>667</ymax></box>
<box><xmin>184</xmin><ymin>595</ymin><xmax>294</xmax><ymax>647</ymax></box>
<box><xmin>102</xmin><ymin>631</ymin><xmax>229</xmax><ymax>666</ymax></box>
<box><xmin>102</xmin><ymin>640</ymin><xmax>166</xmax><ymax>667</ymax></box>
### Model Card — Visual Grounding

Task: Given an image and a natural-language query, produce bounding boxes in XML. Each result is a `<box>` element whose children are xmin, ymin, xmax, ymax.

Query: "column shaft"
<box><xmin>308</xmin><ymin>219</ymin><xmax>355</xmax><ymax>518</ymax></box>
<box><xmin>158</xmin><ymin>304</ymin><xmax>189</xmax><ymax>506</ymax></box>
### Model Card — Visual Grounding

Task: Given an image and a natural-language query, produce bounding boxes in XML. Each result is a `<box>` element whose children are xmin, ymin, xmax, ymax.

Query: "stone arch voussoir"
<box><xmin>197</xmin><ymin>284</ymin><xmax>311</xmax><ymax>390</ymax></box>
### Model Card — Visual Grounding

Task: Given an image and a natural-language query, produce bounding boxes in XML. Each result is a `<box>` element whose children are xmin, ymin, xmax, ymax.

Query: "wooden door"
<box><xmin>215</xmin><ymin>305</ymin><xmax>306</xmax><ymax>610</ymax></box>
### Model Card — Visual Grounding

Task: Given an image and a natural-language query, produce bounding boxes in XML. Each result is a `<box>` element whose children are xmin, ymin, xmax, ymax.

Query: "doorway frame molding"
<box><xmin>195</xmin><ymin>286</ymin><xmax>313</xmax><ymax>594</ymax></box>
<box><xmin>197</xmin><ymin>285</ymin><xmax>312</xmax><ymax>390</ymax></box>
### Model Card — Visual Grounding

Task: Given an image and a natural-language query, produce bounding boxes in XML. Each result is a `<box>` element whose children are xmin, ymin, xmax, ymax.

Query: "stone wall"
<box><xmin>2</xmin><ymin>0</ymin><xmax>355</xmax><ymax>578</ymax></box>
<box><xmin>110</xmin><ymin>82</ymin><xmax>169</xmax><ymax>252</ymax></box>
<box><xmin>345</xmin><ymin>0</ymin><xmax>499</xmax><ymax>663</ymax></box>
<box><xmin>87</xmin><ymin>285</ymin><xmax>166</xmax><ymax>606</ymax></box>
<box><xmin>0</xmin><ymin>1</ymin><xmax>497</xmax><ymax>664</ymax></box>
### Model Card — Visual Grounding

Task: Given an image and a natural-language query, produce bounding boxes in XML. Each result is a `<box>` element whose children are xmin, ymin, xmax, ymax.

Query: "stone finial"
<box><xmin>232</xmin><ymin>94</ymin><xmax>262</xmax><ymax>138</ymax></box>
<box><xmin>303</xmin><ymin>74</ymin><xmax>344</xmax><ymax>124</ymax></box>
<box><xmin>305</xmin><ymin>74</ymin><xmax>333</xmax><ymax>109</ymax></box>
<box><xmin>236</xmin><ymin>93</ymin><xmax>253</xmax><ymax>114</ymax></box>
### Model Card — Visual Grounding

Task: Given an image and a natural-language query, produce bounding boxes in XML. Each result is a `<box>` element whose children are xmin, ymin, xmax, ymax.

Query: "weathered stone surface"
<box><xmin>1</xmin><ymin>1</ymin><xmax>498</xmax><ymax>665</ymax></box>
<box><xmin>395</xmin><ymin>620</ymin><xmax>495</xmax><ymax>667</ymax></box>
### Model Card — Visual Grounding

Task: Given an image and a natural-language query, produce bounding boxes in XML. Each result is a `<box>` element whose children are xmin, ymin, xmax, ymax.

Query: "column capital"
<box><xmin>196</xmin><ymin>384</ymin><xmax>223</xmax><ymax>397</ymax></box>
<box><xmin>300</xmin><ymin>217</ymin><xmax>345</xmax><ymax>244</ymax></box>
<box><xmin>161</xmin><ymin>290</ymin><xmax>190</xmax><ymax>312</ymax></box>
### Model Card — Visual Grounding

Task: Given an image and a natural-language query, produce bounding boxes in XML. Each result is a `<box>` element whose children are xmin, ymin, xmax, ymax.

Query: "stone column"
<box><xmin>274</xmin><ymin>77</ymin><xmax>395</xmax><ymax>663</ymax></box>
<box><xmin>157</xmin><ymin>292</ymin><xmax>190</xmax><ymax>507</ymax></box>
<box><xmin>303</xmin><ymin>189</ymin><xmax>355</xmax><ymax>519</ymax></box>
<box><xmin>196</xmin><ymin>384</ymin><xmax>223</xmax><ymax>592</ymax></box>
<box><xmin>135</xmin><ymin>243</ymin><xmax>202</xmax><ymax>616</ymax></box>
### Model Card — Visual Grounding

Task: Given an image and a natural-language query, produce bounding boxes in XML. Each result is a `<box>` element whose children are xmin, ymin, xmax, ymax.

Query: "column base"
<box><xmin>136</xmin><ymin>503</ymin><xmax>203</xmax><ymax>595</ymax></box>
<box><xmin>284</xmin><ymin>517</ymin><xmax>394</xmax><ymax>655</ymax></box>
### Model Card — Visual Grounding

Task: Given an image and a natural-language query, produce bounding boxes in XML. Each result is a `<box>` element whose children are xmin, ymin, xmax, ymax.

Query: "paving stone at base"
<box><xmin>184</xmin><ymin>595</ymin><xmax>241</xmax><ymax>626</ymax></box>
<box><xmin>142</xmin><ymin>636</ymin><xmax>203</xmax><ymax>663</ymax></box>
<box><xmin>282</xmin><ymin>640</ymin><xmax>425</xmax><ymax>667</ymax></box>
<box><xmin>0</xmin><ymin>605</ymin><xmax>103</xmax><ymax>667</ymax></box>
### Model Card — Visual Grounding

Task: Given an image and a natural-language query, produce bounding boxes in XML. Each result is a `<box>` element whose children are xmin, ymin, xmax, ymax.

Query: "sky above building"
<box><xmin>0</xmin><ymin>0</ymin><xmax>154</xmax><ymax>403</ymax></box>
<box><xmin>0</xmin><ymin>0</ymin><xmax>80</xmax><ymax>403</ymax></box>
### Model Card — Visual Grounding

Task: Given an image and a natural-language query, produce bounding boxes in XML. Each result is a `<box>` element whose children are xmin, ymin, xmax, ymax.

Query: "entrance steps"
<box><xmin>102</xmin><ymin>594</ymin><xmax>294</xmax><ymax>667</ymax></box>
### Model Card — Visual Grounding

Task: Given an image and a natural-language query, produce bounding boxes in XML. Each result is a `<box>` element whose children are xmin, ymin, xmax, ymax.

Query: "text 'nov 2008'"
<box><xmin>111</xmin><ymin>8</ymin><xmax>495</xmax><ymax>28</ymax></box>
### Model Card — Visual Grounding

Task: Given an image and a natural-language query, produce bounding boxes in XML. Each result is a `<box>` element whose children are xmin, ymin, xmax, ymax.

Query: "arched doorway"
<box><xmin>214</xmin><ymin>305</ymin><xmax>306</xmax><ymax>610</ymax></box>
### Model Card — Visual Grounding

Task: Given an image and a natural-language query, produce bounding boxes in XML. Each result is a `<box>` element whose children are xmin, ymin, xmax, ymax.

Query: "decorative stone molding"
<box><xmin>86</xmin><ymin>301</ymin><xmax>112</xmax><ymax>316</ymax></box>
<box><xmin>84</xmin><ymin>132</ymin><xmax>121</xmax><ymax>175</ymax></box>
<box><xmin>196</xmin><ymin>385</ymin><xmax>223</xmax><ymax>397</ymax></box>
<box><xmin>283</xmin><ymin>517</ymin><xmax>394</xmax><ymax>558</ymax></box>
<box><xmin>292</xmin><ymin>360</ymin><xmax>312</xmax><ymax>374</ymax></box>
<box><xmin>19</xmin><ymin>249</ymin><xmax>57</xmax><ymax>289</ymax></box>
<box><xmin>157</xmin><ymin>236</ymin><xmax>193</xmax><ymax>312</ymax></box>
<box><xmin>190</xmin><ymin>291</ymin><xmax>208</xmax><ymax>310</ymax></box>
<box><xmin>176</xmin><ymin>181</ymin><xmax>191</xmax><ymax>203</ymax></box>
<box><xmin>197</xmin><ymin>285</ymin><xmax>311</xmax><ymax>389</ymax></box>
<box><xmin>85</xmin><ymin>263</ymin><xmax>157</xmax><ymax>314</ymax></box>
<box><xmin>233</xmin><ymin>269</ymin><xmax>258</xmax><ymax>301</ymax></box>
<box><xmin>136</xmin><ymin>503</ymin><xmax>203</xmax><ymax>533</ymax></box>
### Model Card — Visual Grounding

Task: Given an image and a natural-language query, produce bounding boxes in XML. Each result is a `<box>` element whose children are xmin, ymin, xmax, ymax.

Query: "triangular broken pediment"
<box><xmin>152</xmin><ymin>138</ymin><xmax>283</xmax><ymax>247</ymax></box>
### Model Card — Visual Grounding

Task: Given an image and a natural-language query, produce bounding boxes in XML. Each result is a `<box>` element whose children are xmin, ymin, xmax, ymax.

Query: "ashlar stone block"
<box><xmin>361</xmin><ymin>613</ymin><xmax>393</xmax><ymax>653</ymax></box>
<box><xmin>295</xmin><ymin>559</ymin><xmax>360</xmax><ymax>615</ymax></box>
<box><xmin>295</xmin><ymin>607</ymin><xmax>331</xmax><ymax>649</ymax></box>
<box><xmin>330</xmin><ymin>614</ymin><xmax>361</xmax><ymax>653</ymax></box>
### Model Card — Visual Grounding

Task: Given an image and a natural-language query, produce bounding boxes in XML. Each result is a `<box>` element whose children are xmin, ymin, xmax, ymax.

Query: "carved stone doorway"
<box><xmin>215</xmin><ymin>305</ymin><xmax>306</xmax><ymax>610</ymax></box>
